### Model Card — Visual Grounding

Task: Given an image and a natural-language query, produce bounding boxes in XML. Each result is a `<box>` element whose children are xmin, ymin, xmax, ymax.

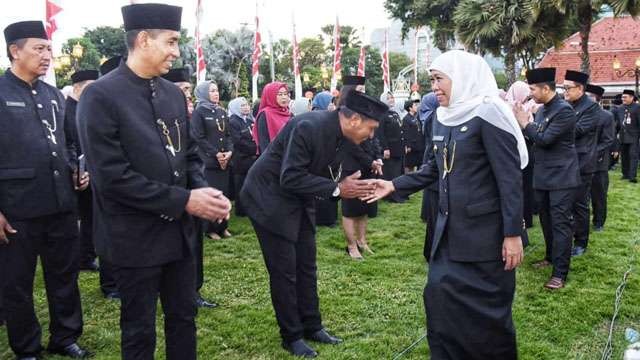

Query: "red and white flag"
<box><xmin>381</xmin><ymin>29</ymin><xmax>390</xmax><ymax>94</ymax></box>
<box><xmin>357</xmin><ymin>47</ymin><xmax>366</xmax><ymax>77</ymax></box>
<box><xmin>251</xmin><ymin>13</ymin><xmax>262</xmax><ymax>102</ymax></box>
<box><xmin>330</xmin><ymin>16</ymin><xmax>341</xmax><ymax>94</ymax></box>
<box><xmin>195</xmin><ymin>0</ymin><xmax>206</xmax><ymax>83</ymax></box>
<box><xmin>44</xmin><ymin>0</ymin><xmax>62</xmax><ymax>86</ymax></box>
<box><xmin>292</xmin><ymin>17</ymin><xmax>302</xmax><ymax>99</ymax></box>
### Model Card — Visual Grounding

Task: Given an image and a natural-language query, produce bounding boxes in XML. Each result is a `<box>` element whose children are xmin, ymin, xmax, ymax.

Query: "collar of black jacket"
<box><xmin>5</xmin><ymin>68</ymin><xmax>42</xmax><ymax>90</ymax></box>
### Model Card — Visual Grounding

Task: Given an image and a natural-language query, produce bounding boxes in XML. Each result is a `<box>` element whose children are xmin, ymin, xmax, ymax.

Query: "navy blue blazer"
<box><xmin>571</xmin><ymin>94</ymin><xmax>600</xmax><ymax>174</ymax></box>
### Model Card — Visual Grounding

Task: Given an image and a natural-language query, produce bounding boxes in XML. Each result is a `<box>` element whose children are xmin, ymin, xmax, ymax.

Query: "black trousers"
<box><xmin>114</xmin><ymin>255</ymin><xmax>197</xmax><ymax>360</ymax></box>
<box><xmin>0</xmin><ymin>241</ymin><xmax>5</xmax><ymax>323</ymax></box>
<box><xmin>535</xmin><ymin>188</ymin><xmax>575</xmax><ymax>280</ymax></box>
<box><xmin>621</xmin><ymin>141</ymin><xmax>639</xmax><ymax>179</ymax></box>
<box><xmin>590</xmin><ymin>170</ymin><xmax>609</xmax><ymax>227</ymax></box>
<box><xmin>233</xmin><ymin>174</ymin><xmax>248</xmax><ymax>217</ymax></box>
<box><xmin>1</xmin><ymin>212</ymin><xmax>83</xmax><ymax>357</ymax></box>
<box><xmin>77</xmin><ymin>189</ymin><xmax>96</xmax><ymax>266</ymax></box>
<box><xmin>99</xmin><ymin>259</ymin><xmax>118</xmax><ymax>295</ymax></box>
<box><xmin>195</xmin><ymin>218</ymin><xmax>205</xmax><ymax>293</ymax></box>
<box><xmin>204</xmin><ymin>168</ymin><xmax>229</xmax><ymax>235</ymax></box>
<box><xmin>573</xmin><ymin>174</ymin><xmax>593</xmax><ymax>248</ymax></box>
<box><xmin>252</xmin><ymin>216</ymin><xmax>323</xmax><ymax>343</ymax></box>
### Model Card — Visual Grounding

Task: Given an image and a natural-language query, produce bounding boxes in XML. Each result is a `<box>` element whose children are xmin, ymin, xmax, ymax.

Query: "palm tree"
<box><xmin>531</xmin><ymin>0</ymin><xmax>640</xmax><ymax>74</ymax></box>
<box><xmin>454</xmin><ymin>0</ymin><xmax>536</xmax><ymax>85</ymax></box>
<box><xmin>201</xmin><ymin>27</ymin><xmax>253</xmax><ymax>99</ymax></box>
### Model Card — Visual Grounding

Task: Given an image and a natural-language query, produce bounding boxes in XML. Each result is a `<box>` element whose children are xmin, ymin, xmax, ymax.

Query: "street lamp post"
<box><xmin>612</xmin><ymin>55</ymin><xmax>640</xmax><ymax>95</ymax></box>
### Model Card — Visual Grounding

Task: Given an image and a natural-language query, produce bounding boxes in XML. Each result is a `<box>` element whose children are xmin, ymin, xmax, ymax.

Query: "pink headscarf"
<box><xmin>252</xmin><ymin>82</ymin><xmax>291</xmax><ymax>146</ymax></box>
<box><xmin>505</xmin><ymin>81</ymin><xmax>540</xmax><ymax>113</ymax></box>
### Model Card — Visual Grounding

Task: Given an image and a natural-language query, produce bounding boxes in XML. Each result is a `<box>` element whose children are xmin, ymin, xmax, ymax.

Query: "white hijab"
<box><xmin>430</xmin><ymin>50</ymin><xmax>528</xmax><ymax>169</ymax></box>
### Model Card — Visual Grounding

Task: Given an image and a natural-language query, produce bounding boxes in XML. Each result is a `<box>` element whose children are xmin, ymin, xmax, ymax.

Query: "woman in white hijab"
<box><xmin>365</xmin><ymin>50</ymin><xmax>527</xmax><ymax>359</ymax></box>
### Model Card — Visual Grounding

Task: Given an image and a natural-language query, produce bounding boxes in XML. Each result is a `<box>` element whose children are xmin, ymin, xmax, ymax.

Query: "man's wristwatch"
<box><xmin>332</xmin><ymin>186</ymin><xmax>341</xmax><ymax>197</ymax></box>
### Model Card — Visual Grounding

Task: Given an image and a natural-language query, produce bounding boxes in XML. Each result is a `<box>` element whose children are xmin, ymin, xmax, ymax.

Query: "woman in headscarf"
<box><xmin>418</xmin><ymin>93</ymin><xmax>440</xmax><ymax>261</ymax></box>
<box><xmin>402</xmin><ymin>99</ymin><xmax>423</xmax><ymax>173</ymax></box>
<box><xmin>253</xmin><ymin>82</ymin><xmax>291</xmax><ymax>154</ymax></box>
<box><xmin>338</xmin><ymin>78</ymin><xmax>383</xmax><ymax>259</ymax></box>
<box><xmin>289</xmin><ymin>97</ymin><xmax>311</xmax><ymax>116</ymax></box>
<box><xmin>365</xmin><ymin>50</ymin><xmax>528</xmax><ymax>359</ymax></box>
<box><xmin>228</xmin><ymin>97</ymin><xmax>257</xmax><ymax>217</ymax></box>
<box><xmin>377</xmin><ymin>91</ymin><xmax>406</xmax><ymax>202</ymax></box>
<box><xmin>191</xmin><ymin>81</ymin><xmax>233</xmax><ymax>240</ymax></box>
<box><xmin>310</xmin><ymin>91</ymin><xmax>340</xmax><ymax>227</ymax></box>
<box><xmin>505</xmin><ymin>80</ymin><xmax>540</xmax><ymax>228</ymax></box>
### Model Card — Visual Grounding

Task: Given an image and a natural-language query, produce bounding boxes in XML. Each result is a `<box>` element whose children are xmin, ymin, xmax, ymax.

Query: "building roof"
<box><xmin>537</xmin><ymin>16</ymin><xmax>640</xmax><ymax>89</ymax></box>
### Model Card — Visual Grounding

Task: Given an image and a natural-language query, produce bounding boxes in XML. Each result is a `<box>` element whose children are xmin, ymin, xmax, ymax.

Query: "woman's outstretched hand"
<box><xmin>360</xmin><ymin>179</ymin><xmax>395</xmax><ymax>203</ymax></box>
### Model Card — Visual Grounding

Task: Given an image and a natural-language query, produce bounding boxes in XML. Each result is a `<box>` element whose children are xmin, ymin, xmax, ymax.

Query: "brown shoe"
<box><xmin>544</xmin><ymin>277</ymin><xmax>565</xmax><ymax>290</ymax></box>
<box><xmin>532</xmin><ymin>259</ymin><xmax>551</xmax><ymax>269</ymax></box>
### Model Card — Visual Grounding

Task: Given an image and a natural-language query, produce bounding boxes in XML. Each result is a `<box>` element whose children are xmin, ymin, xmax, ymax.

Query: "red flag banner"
<box><xmin>195</xmin><ymin>0</ymin><xmax>206</xmax><ymax>82</ymax></box>
<box><xmin>381</xmin><ymin>30</ymin><xmax>390</xmax><ymax>93</ymax></box>
<box><xmin>45</xmin><ymin>0</ymin><xmax>62</xmax><ymax>39</ymax></box>
<box><xmin>357</xmin><ymin>47</ymin><xmax>366</xmax><ymax>77</ymax></box>
<box><xmin>330</xmin><ymin>16</ymin><xmax>341</xmax><ymax>93</ymax></box>
<box><xmin>252</xmin><ymin>16</ymin><xmax>262</xmax><ymax>77</ymax></box>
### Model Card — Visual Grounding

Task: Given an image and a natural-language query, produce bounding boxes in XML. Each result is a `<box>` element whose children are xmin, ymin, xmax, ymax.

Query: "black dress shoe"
<box><xmin>196</xmin><ymin>296</ymin><xmax>218</xmax><ymax>308</ymax></box>
<box><xmin>103</xmin><ymin>291</ymin><xmax>121</xmax><ymax>300</ymax></box>
<box><xmin>630</xmin><ymin>178</ymin><xmax>638</xmax><ymax>183</ymax></box>
<box><xmin>281</xmin><ymin>339</ymin><xmax>317</xmax><ymax>358</ymax></box>
<box><xmin>79</xmin><ymin>261</ymin><xmax>99</xmax><ymax>272</ymax></box>
<box><xmin>594</xmin><ymin>225</ymin><xmax>604</xmax><ymax>232</ymax></box>
<box><xmin>571</xmin><ymin>246</ymin><xmax>586</xmax><ymax>257</ymax></box>
<box><xmin>304</xmin><ymin>329</ymin><xmax>343</xmax><ymax>345</ymax></box>
<box><xmin>48</xmin><ymin>343</ymin><xmax>93</xmax><ymax>358</ymax></box>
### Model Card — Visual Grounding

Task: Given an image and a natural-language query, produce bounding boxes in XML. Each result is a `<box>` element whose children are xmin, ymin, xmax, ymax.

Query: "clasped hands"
<box><xmin>216</xmin><ymin>151</ymin><xmax>232</xmax><ymax>170</ymax></box>
<box><xmin>339</xmin><ymin>172</ymin><xmax>394</xmax><ymax>201</ymax></box>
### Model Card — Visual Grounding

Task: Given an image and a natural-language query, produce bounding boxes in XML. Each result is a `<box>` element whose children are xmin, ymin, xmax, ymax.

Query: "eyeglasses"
<box><xmin>561</xmin><ymin>85</ymin><xmax>578</xmax><ymax>91</ymax></box>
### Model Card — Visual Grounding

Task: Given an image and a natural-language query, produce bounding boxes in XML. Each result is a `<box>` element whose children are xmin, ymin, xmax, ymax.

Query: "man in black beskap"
<box><xmin>615</xmin><ymin>89</ymin><xmax>640</xmax><ymax>182</ymax></box>
<box><xmin>585</xmin><ymin>85</ymin><xmax>615</xmax><ymax>232</ymax></box>
<box><xmin>515</xmin><ymin>67</ymin><xmax>581</xmax><ymax>290</ymax></box>
<box><xmin>77</xmin><ymin>4</ymin><xmax>231</xmax><ymax>359</ymax></box>
<box><xmin>241</xmin><ymin>90</ymin><xmax>385</xmax><ymax>358</ymax></box>
<box><xmin>64</xmin><ymin>69</ymin><xmax>99</xmax><ymax>272</ymax></box>
<box><xmin>562</xmin><ymin>70</ymin><xmax>600</xmax><ymax>257</ymax></box>
<box><xmin>0</xmin><ymin>20</ymin><xmax>91</xmax><ymax>359</ymax></box>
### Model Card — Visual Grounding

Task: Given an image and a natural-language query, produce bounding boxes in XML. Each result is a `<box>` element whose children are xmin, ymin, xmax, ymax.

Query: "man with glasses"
<box><xmin>562</xmin><ymin>70</ymin><xmax>599</xmax><ymax>257</ymax></box>
<box><xmin>514</xmin><ymin>68</ymin><xmax>580</xmax><ymax>290</ymax></box>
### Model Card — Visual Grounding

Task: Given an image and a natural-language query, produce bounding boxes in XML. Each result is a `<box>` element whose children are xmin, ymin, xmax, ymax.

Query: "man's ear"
<box><xmin>137</xmin><ymin>30</ymin><xmax>151</xmax><ymax>49</ymax></box>
<box><xmin>8</xmin><ymin>44</ymin><xmax>20</xmax><ymax>61</ymax></box>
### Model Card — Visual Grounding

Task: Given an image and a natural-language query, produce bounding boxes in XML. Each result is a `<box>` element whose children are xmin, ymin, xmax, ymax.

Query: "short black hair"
<box><xmin>6</xmin><ymin>38</ymin><xmax>28</xmax><ymax>61</ymax></box>
<box><xmin>125</xmin><ymin>29</ymin><xmax>160</xmax><ymax>51</ymax></box>
<box><xmin>535</xmin><ymin>81</ymin><xmax>556</xmax><ymax>92</ymax></box>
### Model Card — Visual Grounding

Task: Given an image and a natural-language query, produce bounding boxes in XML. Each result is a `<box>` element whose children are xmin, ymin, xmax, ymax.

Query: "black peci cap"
<box><xmin>404</xmin><ymin>99</ymin><xmax>419</xmax><ymax>111</ymax></box>
<box><xmin>122</xmin><ymin>3</ymin><xmax>182</xmax><ymax>32</ymax></box>
<box><xmin>4</xmin><ymin>21</ymin><xmax>48</xmax><ymax>43</ymax></box>
<box><xmin>565</xmin><ymin>70</ymin><xmax>589</xmax><ymax>85</ymax></box>
<box><xmin>526</xmin><ymin>68</ymin><xmax>556</xmax><ymax>85</ymax></box>
<box><xmin>99</xmin><ymin>56</ymin><xmax>122</xmax><ymax>76</ymax></box>
<box><xmin>585</xmin><ymin>84</ymin><xmax>604</xmax><ymax>97</ymax></box>
<box><xmin>342</xmin><ymin>90</ymin><xmax>388</xmax><ymax>122</ymax></box>
<box><xmin>162</xmin><ymin>68</ymin><xmax>190</xmax><ymax>83</ymax></box>
<box><xmin>343</xmin><ymin>75</ymin><xmax>366</xmax><ymax>86</ymax></box>
<box><xmin>71</xmin><ymin>70</ymin><xmax>99</xmax><ymax>84</ymax></box>
<box><xmin>623</xmin><ymin>89</ymin><xmax>635</xmax><ymax>96</ymax></box>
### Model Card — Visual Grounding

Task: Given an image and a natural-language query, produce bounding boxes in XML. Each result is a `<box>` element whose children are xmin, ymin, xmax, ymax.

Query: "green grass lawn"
<box><xmin>1</xmin><ymin>172</ymin><xmax>639</xmax><ymax>359</ymax></box>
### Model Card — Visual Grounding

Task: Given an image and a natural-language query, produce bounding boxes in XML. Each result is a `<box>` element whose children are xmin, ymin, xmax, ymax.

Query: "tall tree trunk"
<box><xmin>577</xmin><ymin>1</ymin><xmax>593</xmax><ymax>74</ymax></box>
<box><xmin>505</xmin><ymin>49</ymin><xmax>517</xmax><ymax>88</ymax></box>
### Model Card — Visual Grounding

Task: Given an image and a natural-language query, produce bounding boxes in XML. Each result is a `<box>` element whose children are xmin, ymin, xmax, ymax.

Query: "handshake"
<box><xmin>339</xmin><ymin>171</ymin><xmax>395</xmax><ymax>203</ymax></box>
<box><xmin>186</xmin><ymin>188</ymin><xmax>232</xmax><ymax>222</ymax></box>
